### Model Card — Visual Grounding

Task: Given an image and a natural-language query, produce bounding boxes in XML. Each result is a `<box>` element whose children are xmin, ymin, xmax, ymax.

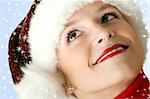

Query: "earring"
<box><xmin>63</xmin><ymin>82</ymin><xmax>76</xmax><ymax>96</ymax></box>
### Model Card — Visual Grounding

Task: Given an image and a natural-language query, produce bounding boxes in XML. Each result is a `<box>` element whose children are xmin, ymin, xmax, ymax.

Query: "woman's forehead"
<box><xmin>64</xmin><ymin>3</ymin><xmax>119</xmax><ymax>28</ymax></box>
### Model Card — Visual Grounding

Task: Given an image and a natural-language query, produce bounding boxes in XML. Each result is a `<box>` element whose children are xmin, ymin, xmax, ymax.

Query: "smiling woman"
<box><xmin>8</xmin><ymin>0</ymin><xmax>149</xmax><ymax>99</ymax></box>
<box><xmin>57</xmin><ymin>1</ymin><xmax>147</xmax><ymax>98</ymax></box>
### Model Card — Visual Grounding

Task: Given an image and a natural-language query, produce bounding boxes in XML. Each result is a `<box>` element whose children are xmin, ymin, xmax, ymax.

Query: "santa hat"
<box><xmin>8</xmin><ymin>0</ymin><xmax>148</xmax><ymax>99</ymax></box>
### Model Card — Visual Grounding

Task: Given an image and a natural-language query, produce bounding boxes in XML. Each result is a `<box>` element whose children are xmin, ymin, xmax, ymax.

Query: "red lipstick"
<box><xmin>94</xmin><ymin>44</ymin><xmax>128</xmax><ymax>64</ymax></box>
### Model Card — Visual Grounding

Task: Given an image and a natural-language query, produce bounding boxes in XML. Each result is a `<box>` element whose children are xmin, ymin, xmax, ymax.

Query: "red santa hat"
<box><xmin>8</xmin><ymin>0</ymin><xmax>148</xmax><ymax>99</ymax></box>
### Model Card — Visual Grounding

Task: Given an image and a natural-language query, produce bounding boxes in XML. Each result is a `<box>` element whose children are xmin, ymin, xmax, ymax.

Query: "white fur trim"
<box><xmin>28</xmin><ymin>0</ymin><xmax>92</xmax><ymax>72</ymax></box>
<box><xmin>15</xmin><ymin>64</ymin><xmax>68</xmax><ymax>99</ymax></box>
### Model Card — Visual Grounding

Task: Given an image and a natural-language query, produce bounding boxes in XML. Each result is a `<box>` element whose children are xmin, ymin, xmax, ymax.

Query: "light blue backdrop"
<box><xmin>0</xmin><ymin>0</ymin><xmax>32</xmax><ymax>99</ymax></box>
<box><xmin>0</xmin><ymin>0</ymin><xmax>149</xmax><ymax>99</ymax></box>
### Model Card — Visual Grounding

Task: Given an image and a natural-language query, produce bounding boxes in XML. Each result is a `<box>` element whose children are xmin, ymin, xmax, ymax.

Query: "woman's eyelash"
<box><xmin>101</xmin><ymin>12</ymin><xmax>118</xmax><ymax>23</ymax></box>
<box><xmin>66</xmin><ymin>29</ymin><xmax>79</xmax><ymax>43</ymax></box>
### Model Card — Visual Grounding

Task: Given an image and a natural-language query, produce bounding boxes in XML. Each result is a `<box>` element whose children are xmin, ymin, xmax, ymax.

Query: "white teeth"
<box><xmin>117</xmin><ymin>47</ymin><xmax>123</xmax><ymax>50</ymax></box>
<box><xmin>98</xmin><ymin>47</ymin><xmax>124</xmax><ymax>63</ymax></box>
<box><xmin>112</xmin><ymin>49</ymin><xmax>116</xmax><ymax>52</ymax></box>
<box><xmin>106</xmin><ymin>51</ymin><xmax>112</xmax><ymax>56</ymax></box>
<box><xmin>102</xmin><ymin>53</ymin><xmax>108</xmax><ymax>59</ymax></box>
<box><xmin>113</xmin><ymin>49</ymin><xmax>117</xmax><ymax>52</ymax></box>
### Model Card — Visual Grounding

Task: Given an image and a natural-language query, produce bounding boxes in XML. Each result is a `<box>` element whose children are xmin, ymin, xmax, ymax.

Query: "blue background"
<box><xmin>0</xmin><ymin>0</ymin><xmax>32</xmax><ymax>99</ymax></box>
<box><xmin>0</xmin><ymin>0</ymin><xmax>149</xmax><ymax>99</ymax></box>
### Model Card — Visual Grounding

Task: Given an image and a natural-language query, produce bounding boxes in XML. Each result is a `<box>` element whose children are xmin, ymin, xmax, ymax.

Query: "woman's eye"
<box><xmin>67</xmin><ymin>29</ymin><xmax>81</xmax><ymax>42</ymax></box>
<box><xmin>101</xmin><ymin>13</ymin><xmax>118</xmax><ymax>24</ymax></box>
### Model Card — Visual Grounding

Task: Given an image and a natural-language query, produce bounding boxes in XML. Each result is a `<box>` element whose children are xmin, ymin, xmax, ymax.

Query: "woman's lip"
<box><xmin>93</xmin><ymin>44</ymin><xmax>129</xmax><ymax>65</ymax></box>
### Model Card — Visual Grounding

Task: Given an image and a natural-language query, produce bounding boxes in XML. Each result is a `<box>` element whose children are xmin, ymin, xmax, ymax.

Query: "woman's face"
<box><xmin>57</xmin><ymin>2</ymin><xmax>144</xmax><ymax>93</ymax></box>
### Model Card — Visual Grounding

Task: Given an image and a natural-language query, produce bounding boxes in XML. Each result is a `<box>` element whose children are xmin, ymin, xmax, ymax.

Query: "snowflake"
<box><xmin>136</xmin><ymin>90</ymin><xmax>140</xmax><ymax>92</ymax></box>
<box><xmin>143</xmin><ymin>75</ymin><xmax>146</xmax><ymax>79</ymax></box>
<box><xmin>142</xmin><ymin>34</ymin><xmax>147</xmax><ymax>38</ymax></box>
<box><xmin>1</xmin><ymin>17</ymin><xmax>5</xmax><ymax>21</ymax></box>
<box><xmin>29</xmin><ymin>60</ymin><xmax>32</xmax><ymax>64</ymax></box>
<box><xmin>8</xmin><ymin>8</ymin><xmax>11</xmax><ymax>12</ymax></box>
<box><xmin>2</xmin><ymin>76</ymin><xmax>6</xmax><ymax>80</ymax></box>
<box><xmin>19</xmin><ymin>35</ymin><xmax>23</xmax><ymax>40</ymax></box>
<box><xmin>23</xmin><ymin>35</ymin><xmax>27</xmax><ymax>41</ymax></box>
<box><xmin>15</xmin><ymin>3</ymin><xmax>18</xmax><ymax>6</ymax></box>
<box><xmin>4</xmin><ymin>34</ymin><xmax>8</xmax><ymax>38</ymax></box>
<box><xmin>4</xmin><ymin>63</ymin><xmax>7</xmax><ymax>66</ymax></box>
<box><xmin>13</xmin><ymin>32</ymin><xmax>17</xmax><ymax>36</ymax></box>
<box><xmin>130</xmin><ymin>96</ymin><xmax>134</xmax><ymax>98</ymax></box>
<box><xmin>17</xmin><ymin>46</ymin><xmax>21</xmax><ymax>52</ymax></box>
<box><xmin>18</xmin><ymin>25</ymin><xmax>22</xmax><ymax>28</ymax></box>
<box><xmin>0</xmin><ymin>45</ymin><xmax>4</xmax><ymax>48</ymax></box>
<box><xmin>9</xmin><ymin>27</ymin><xmax>13</xmax><ymax>30</ymax></box>
<box><xmin>19</xmin><ymin>12</ymin><xmax>23</xmax><ymax>16</ymax></box>
<box><xmin>14</xmin><ymin>59</ymin><xmax>18</xmax><ymax>63</ymax></box>
<box><xmin>21</xmin><ymin>50</ymin><xmax>24</xmax><ymax>54</ymax></box>
<box><xmin>7</xmin><ymin>55</ymin><xmax>9</xmax><ymax>58</ymax></box>
<box><xmin>3</xmin><ymin>86</ymin><xmax>7</xmax><ymax>90</ymax></box>
<box><xmin>5</xmin><ymin>19</ymin><xmax>8</xmax><ymax>22</ymax></box>
<box><xmin>7</xmin><ymin>2</ymin><xmax>10</xmax><ymax>5</ymax></box>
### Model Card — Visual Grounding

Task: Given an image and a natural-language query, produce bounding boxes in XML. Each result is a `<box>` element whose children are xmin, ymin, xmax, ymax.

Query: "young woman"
<box><xmin>56</xmin><ymin>1</ymin><xmax>149</xmax><ymax>98</ymax></box>
<box><xmin>8</xmin><ymin>0</ymin><xmax>149</xmax><ymax>99</ymax></box>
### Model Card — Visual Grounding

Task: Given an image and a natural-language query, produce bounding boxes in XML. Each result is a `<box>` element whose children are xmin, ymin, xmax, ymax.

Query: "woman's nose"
<box><xmin>98</xmin><ymin>32</ymin><xmax>114</xmax><ymax>43</ymax></box>
<box><xmin>92</xmin><ymin>31</ymin><xmax>115</xmax><ymax>46</ymax></box>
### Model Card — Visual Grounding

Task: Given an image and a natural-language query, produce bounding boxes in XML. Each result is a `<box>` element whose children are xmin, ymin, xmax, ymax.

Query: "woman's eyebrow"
<box><xmin>64</xmin><ymin>20</ymin><xmax>76</xmax><ymax>28</ymax></box>
<box><xmin>97</xmin><ymin>4</ymin><xmax>115</xmax><ymax>12</ymax></box>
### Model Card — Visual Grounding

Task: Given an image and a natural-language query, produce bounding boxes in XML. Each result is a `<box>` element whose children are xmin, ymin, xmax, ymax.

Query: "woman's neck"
<box><xmin>75</xmin><ymin>77</ymin><xmax>135</xmax><ymax>99</ymax></box>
